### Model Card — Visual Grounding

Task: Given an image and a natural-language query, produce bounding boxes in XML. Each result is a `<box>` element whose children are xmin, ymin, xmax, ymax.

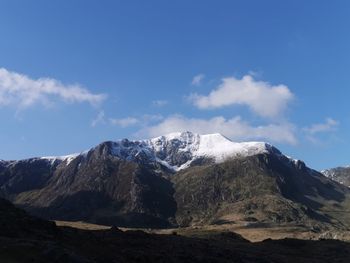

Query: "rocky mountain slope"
<box><xmin>322</xmin><ymin>166</ymin><xmax>350</xmax><ymax>187</ymax></box>
<box><xmin>173</xmin><ymin>153</ymin><xmax>350</xmax><ymax>228</ymax></box>
<box><xmin>1</xmin><ymin>132</ymin><xmax>350</xmax><ymax>229</ymax></box>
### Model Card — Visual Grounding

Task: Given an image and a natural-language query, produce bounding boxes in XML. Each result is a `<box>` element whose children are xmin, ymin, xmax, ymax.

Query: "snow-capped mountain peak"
<box><xmin>1</xmin><ymin>131</ymin><xmax>287</xmax><ymax>172</ymax></box>
<box><xmin>142</xmin><ymin>131</ymin><xmax>274</xmax><ymax>171</ymax></box>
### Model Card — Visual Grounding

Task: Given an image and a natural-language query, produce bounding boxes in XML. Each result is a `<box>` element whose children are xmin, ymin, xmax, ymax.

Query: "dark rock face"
<box><xmin>0</xmin><ymin>140</ymin><xmax>350</xmax><ymax>229</ymax></box>
<box><xmin>322</xmin><ymin>167</ymin><xmax>350</xmax><ymax>187</ymax></box>
<box><xmin>0</xmin><ymin>158</ymin><xmax>59</xmax><ymax>196</ymax></box>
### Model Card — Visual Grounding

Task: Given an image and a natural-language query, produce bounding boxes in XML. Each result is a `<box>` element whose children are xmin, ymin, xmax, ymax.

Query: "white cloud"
<box><xmin>303</xmin><ymin>118</ymin><xmax>339</xmax><ymax>135</ymax></box>
<box><xmin>110</xmin><ymin>114</ymin><xmax>164</xmax><ymax>128</ymax></box>
<box><xmin>152</xmin><ymin>100</ymin><xmax>168</xmax><ymax>107</ymax></box>
<box><xmin>0</xmin><ymin>68</ymin><xmax>106</xmax><ymax>109</ymax></box>
<box><xmin>91</xmin><ymin>111</ymin><xmax>106</xmax><ymax>127</ymax></box>
<box><xmin>189</xmin><ymin>75</ymin><xmax>293</xmax><ymax>118</ymax></box>
<box><xmin>191</xmin><ymin>74</ymin><xmax>205</xmax><ymax>86</ymax></box>
<box><xmin>137</xmin><ymin>115</ymin><xmax>297</xmax><ymax>145</ymax></box>
<box><xmin>110</xmin><ymin>117</ymin><xmax>140</xmax><ymax>128</ymax></box>
<box><xmin>302</xmin><ymin>118</ymin><xmax>339</xmax><ymax>145</ymax></box>
<box><xmin>142</xmin><ymin>114</ymin><xmax>164</xmax><ymax>123</ymax></box>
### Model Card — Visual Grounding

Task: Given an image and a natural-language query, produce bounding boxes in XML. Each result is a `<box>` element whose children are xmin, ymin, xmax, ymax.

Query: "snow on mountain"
<box><xmin>1</xmin><ymin>131</ymin><xmax>292</xmax><ymax>172</ymax></box>
<box><xmin>321</xmin><ymin>166</ymin><xmax>350</xmax><ymax>187</ymax></box>
<box><xmin>321</xmin><ymin>169</ymin><xmax>335</xmax><ymax>178</ymax></box>
<box><xmin>40</xmin><ymin>153</ymin><xmax>81</xmax><ymax>165</ymax></box>
<box><xmin>144</xmin><ymin>131</ymin><xmax>277</xmax><ymax>170</ymax></box>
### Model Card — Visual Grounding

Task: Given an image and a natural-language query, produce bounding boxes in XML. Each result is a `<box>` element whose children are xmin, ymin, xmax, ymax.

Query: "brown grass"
<box><xmin>55</xmin><ymin>220</ymin><xmax>350</xmax><ymax>242</ymax></box>
<box><xmin>55</xmin><ymin>220</ymin><xmax>111</xmax><ymax>230</ymax></box>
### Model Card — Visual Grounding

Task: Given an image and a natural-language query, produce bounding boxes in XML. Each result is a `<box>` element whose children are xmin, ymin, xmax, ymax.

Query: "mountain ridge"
<box><xmin>0</xmin><ymin>131</ymin><xmax>299</xmax><ymax>172</ymax></box>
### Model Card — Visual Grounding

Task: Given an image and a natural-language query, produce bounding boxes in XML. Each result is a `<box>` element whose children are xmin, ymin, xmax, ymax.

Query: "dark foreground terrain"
<box><xmin>1</xmin><ymin>198</ymin><xmax>350</xmax><ymax>263</ymax></box>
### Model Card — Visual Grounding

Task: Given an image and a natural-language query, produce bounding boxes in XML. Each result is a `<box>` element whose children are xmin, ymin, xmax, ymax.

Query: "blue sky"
<box><xmin>0</xmin><ymin>0</ymin><xmax>349</xmax><ymax>170</ymax></box>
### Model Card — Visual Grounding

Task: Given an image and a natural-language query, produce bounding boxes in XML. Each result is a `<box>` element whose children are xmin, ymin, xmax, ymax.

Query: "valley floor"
<box><xmin>55</xmin><ymin>220</ymin><xmax>350</xmax><ymax>242</ymax></box>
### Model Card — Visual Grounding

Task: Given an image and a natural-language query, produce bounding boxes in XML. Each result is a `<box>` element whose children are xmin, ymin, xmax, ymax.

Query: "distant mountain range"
<box><xmin>322</xmin><ymin>167</ymin><xmax>350</xmax><ymax>187</ymax></box>
<box><xmin>1</xmin><ymin>131</ymin><xmax>350</xmax><ymax>229</ymax></box>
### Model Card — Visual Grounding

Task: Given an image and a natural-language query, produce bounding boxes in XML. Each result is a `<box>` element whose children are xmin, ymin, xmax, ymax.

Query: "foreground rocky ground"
<box><xmin>2</xmin><ymin>223</ymin><xmax>350</xmax><ymax>263</ymax></box>
<box><xmin>1</xmin><ymin>199</ymin><xmax>350</xmax><ymax>263</ymax></box>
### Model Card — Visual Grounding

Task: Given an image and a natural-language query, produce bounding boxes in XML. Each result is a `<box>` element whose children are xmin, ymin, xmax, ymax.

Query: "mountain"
<box><xmin>1</xmin><ymin>131</ymin><xmax>350</xmax><ymax>229</ymax></box>
<box><xmin>322</xmin><ymin>167</ymin><xmax>350</xmax><ymax>187</ymax></box>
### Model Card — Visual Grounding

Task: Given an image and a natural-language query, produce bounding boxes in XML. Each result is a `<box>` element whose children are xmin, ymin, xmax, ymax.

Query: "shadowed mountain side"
<box><xmin>264</xmin><ymin>155</ymin><xmax>347</xmax><ymax>207</ymax></box>
<box><xmin>3</xmin><ymin>144</ymin><xmax>177</xmax><ymax>228</ymax></box>
<box><xmin>0</xmin><ymin>159</ymin><xmax>58</xmax><ymax>195</ymax></box>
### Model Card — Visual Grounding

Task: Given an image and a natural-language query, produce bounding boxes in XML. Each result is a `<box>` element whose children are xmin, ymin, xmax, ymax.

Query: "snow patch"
<box><xmin>41</xmin><ymin>153</ymin><xmax>80</xmax><ymax>165</ymax></box>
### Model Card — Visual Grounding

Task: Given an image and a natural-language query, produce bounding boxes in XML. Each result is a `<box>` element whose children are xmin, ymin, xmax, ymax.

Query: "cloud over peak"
<box><xmin>191</xmin><ymin>73</ymin><xmax>205</xmax><ymax>86</ymax></box>
<box><xmin>189</xmin><ymin>75</ymin><xmax>293</xmax><ymax>118</ymax></box>
<box><xmin>0</xmin><ymin>68</ymin><xmax>106</xmax><ymax>109</ymax></box>
<box><xmin>138</xmin><ymin>115</ymin><xmax>297</xmax><ymax>145</ymax></box>
<box><xmin>110</xmin><ymin>117</ymin><xmax>140</xmax><ymax>128</ymax></box>
<box><xmin>303</xmin><ymin>118</ymin><xmax>339</xmax><ymax>135</ymax></box>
